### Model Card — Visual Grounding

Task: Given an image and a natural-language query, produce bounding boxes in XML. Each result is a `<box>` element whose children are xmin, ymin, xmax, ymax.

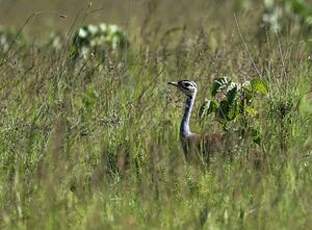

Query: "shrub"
<box><xmin>261</xmin><ymin>0</ymin><xmax>312</xmax><ymax>34</ymax></box>
<box><xmin>0</xmin><ymin>26</ymin><xmax>26</xmax><ymax>53</ymax></box>
<box><xmin>200</xmin><ymin>77</ymin><xmax>269</xmax><ymax>144</ymax></box>
<box><xmin>71</xmin><ymin>23</ymin><xmax>129</xmax><ymax>60</ymax></box>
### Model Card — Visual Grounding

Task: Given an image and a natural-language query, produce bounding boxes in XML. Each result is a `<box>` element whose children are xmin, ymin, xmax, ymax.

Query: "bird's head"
<box><xmin>168</xmin><ymin>80</ymin><xmax>198</xmax><ymax>97</ymax></box>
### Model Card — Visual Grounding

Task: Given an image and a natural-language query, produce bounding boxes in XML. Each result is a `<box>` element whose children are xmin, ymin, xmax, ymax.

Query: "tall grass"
<box><xmin>0</xmin><ymin>1</ymin><xmax>312</xmax><ymax>229</ymax></box>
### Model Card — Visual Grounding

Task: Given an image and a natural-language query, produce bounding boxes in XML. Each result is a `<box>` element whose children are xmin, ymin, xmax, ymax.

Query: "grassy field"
<box><xmin>1</xmin><ymin>0</ymin><xmax>312</xmax><ymax>229</ymax></box>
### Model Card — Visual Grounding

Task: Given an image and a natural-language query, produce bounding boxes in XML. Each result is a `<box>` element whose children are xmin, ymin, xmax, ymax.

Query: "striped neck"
<box><xmin>180</xmin><ymin>94</ymin><xmax>196</xmax><ymax>138</ymax></box>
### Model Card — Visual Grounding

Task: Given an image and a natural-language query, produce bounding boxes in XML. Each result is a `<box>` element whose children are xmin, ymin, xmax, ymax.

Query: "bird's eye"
<box><xmin>183</xmin><ymin>82</ymin><xmax>191</xmax><ymax>87</ymax></box>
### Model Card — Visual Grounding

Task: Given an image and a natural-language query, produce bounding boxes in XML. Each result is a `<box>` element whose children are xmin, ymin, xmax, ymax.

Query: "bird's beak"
<box><xmin>168</xmin><ymin>81</ymin><xmax>178</xmax><ymax>87</ymax></box>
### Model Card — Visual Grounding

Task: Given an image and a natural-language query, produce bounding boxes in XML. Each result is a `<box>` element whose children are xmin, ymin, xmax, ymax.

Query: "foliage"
<box><xmin>1</xmin><ymin>1</ymin><xmax>312</xmax><ymax>229</ymax></box>
<box><xmin>72</xmin><ymin>23</ymin><xmax>129</xmax><ymax>60</ymax></box>
<box><xmin>0</xmin><ymin>26</ymin><xmax>26</xmax><ymax>53</ymax></box>
<box><xmin>261</xmin><ymin>0</ymin><xmax>312</xmax><ymax>33</ymax></box>
<box><xmin>200</xmin><ymin>77</ymin><xmax>268</xmax><ymax>144</ymax></box>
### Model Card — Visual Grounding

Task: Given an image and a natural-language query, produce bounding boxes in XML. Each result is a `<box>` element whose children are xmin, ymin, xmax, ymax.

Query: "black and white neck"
<box><xmin>180</xmin><ymin>93</ymin><xmax>196</xmax><ymax>138</ymax></box>
<box><xmin>168</xmin><ymin>80</ymin><xmax>198</xmax><ymax>138</ymax></box>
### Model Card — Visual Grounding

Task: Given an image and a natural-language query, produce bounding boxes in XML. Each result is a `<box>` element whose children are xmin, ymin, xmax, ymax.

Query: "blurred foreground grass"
<box><xmin>0</xmin><ymin>0</ymin><xmax>312</xmax><ymax>229</ymax></box>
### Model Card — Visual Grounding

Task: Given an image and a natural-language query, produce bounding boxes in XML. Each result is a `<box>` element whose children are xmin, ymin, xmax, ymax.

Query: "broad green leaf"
<box><xmin>226</xmin><ymin>85</ymin><xmax>238</xmax><ymax>105</ymax></box>
<box><xmin>251</xmin><ymin>127</ymin><xmax>261</xmax><ymax>145</ymax></box>
<box><xmin>227</xmin><ymin>101</ymin><xmax>239</xmax><ymax>121</ymax></box>
<box><xmin>251</xmin><ymin>78</ymin><xmax>269</xmax><ymax>95</ymax></box>
<box><xmin>212</xmin><ymin>77</ymin><xmax>231</xmax><ymax>96</ymax></box>
<box><xmin>217</xmin><ymin>100</ymin><xmax>229</xmax><ymax>121</ymax></box>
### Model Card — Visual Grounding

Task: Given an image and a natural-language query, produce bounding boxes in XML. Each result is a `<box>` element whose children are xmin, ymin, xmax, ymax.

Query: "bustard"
<box><xmin>168</xmin><ymin>80</ymin><xmax>224</xmax><ymax>163</ymax></box>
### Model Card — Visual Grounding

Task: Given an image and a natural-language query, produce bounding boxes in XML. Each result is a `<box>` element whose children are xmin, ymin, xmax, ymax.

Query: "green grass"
<box><xmin>1</xmin><ymin>1</ymin><xmax>312</xmax><ymax>229</ymax></box>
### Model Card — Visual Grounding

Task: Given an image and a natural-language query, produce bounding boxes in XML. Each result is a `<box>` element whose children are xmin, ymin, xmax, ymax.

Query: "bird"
<box><xmin>168</xmin><ymin>80</ymin><xmax>224</xmax><ymax>164</ymax></box>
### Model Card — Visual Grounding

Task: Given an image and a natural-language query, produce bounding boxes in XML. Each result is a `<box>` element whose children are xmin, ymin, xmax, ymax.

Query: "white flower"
<box><xmin>112</xmin><ymin>36</ymin><xmax>119</xmax><ymax>49</ymax></box>
<box><xmin>109</xmin><ymin>24</ymin><xmax>119</xmax><ymax>34</ymax></box>
<box><xmin>78</xmin><ymin>28</ymin><xmax>88</xmax><ymax>38</ymax></box>
<box><xmin>81</xmin><ymin>46</ymin><xmax>90</xmax><ymax>58</ymax></box>
<box><xmin>52</xmin><ymin>37</ymin><xmax>62</xmax><ymax>50</ymax></box>
<box><xmin>264</xmin><ymin>0</ymin><xmax>274</xmax><ymax>8</ymax></box>
<box><xmin>90</xmin><ymin>40</ymin><xmax>97</xmax><ymax>47</ymax></box>
<box><xmin>99</xmin><ymin>23</ymin><xmax>107</xmax><ymax>32</ymax></box>
<box><xmin>0</xmin><ymin>36</ymin><xmax>7</xmax><ymax>45</ymax></box>
<box><xmin>88</xmin><ymin>24</ymin><xmax>98</xmax><ymax>35</ymax></box>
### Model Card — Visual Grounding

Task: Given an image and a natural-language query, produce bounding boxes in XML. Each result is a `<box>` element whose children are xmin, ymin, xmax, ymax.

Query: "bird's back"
<box><xmin>181</xmin><ymin>132</ymin><xmax>225</xmax><ymax>164</ymax></box>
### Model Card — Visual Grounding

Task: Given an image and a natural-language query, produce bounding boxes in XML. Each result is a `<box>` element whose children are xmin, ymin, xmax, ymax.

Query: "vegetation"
<box><xmin>200</xmin><ymin>77</ymin><xmax>268</xmax><ymax>145</ymax></box>
<box><xmin>0</xmin><ymin>0</ymin><xmax>312</xmax><ymax>229</ymax></box>
<box><xmin>261</xmin><ymin>0</ymin><xmax>312</xmax><ymax>33</ymax></box>
<box><xmin>72</xmin><ymin>23</ymin><xmax>128</xmax><ymax>60</ymax></box>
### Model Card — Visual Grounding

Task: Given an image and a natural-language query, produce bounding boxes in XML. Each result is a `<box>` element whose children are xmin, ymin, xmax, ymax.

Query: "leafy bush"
<box><xmin>200</xmin><ymin>77</ymin><xmax>268</xmax><ymax>144</ymax></box>
<box><xmin>261</xmin><ymin>0</ymin><xmax>312</xmax><ymax>34</ymax></box>
<box><xmin>72</xmin><ymin>23</ymin><xmax>129</xmax><ymax>60</ymax></box>
<box><xmin>0</xmin><ymin>26</ymin><xmax>26</xmax><ymax>53</ymax></box>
